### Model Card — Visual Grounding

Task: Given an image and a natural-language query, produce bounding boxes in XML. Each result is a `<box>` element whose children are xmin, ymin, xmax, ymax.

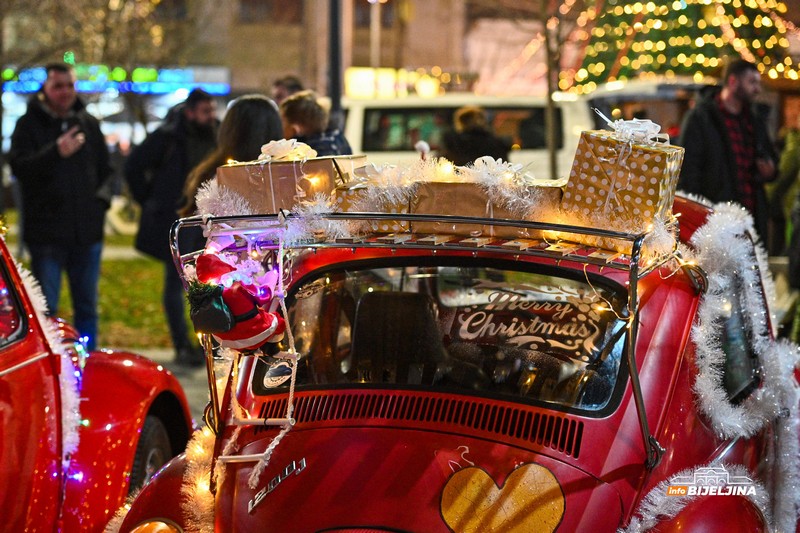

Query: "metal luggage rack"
<box><xmin>171</xmin><ymin>211</ymin><xmax>682</xmax><ymax>282</ymax></box>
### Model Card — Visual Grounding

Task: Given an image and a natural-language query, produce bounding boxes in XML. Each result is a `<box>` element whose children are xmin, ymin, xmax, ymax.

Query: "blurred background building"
<box><xmin>1</xmin><ymin>0</ymin><xmax>799</xmax><ymax>146</ymax></box>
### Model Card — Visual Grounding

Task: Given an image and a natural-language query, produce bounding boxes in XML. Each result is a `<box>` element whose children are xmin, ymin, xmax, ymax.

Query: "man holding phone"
<box><xmin>9</xmin><ymin>62</ymin><xmax>112</xmax><ymax>350</ymax></box>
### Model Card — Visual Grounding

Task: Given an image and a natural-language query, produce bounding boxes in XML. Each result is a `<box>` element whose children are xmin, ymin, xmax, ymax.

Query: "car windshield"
<box><xmin>255</xmin><ymin>261</ymin><xmax>627</xmax><ymax>413</ymax></box>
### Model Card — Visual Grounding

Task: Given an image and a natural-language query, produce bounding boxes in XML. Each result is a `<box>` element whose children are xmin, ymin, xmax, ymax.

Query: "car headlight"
<box><xmin>129</xmin><ymin>520</ymin><xmax>182</xmax><ymax>533</ymax></box>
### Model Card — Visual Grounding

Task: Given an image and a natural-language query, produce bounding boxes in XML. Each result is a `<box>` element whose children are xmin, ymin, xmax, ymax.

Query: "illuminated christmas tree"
<box><xmin>566</xmin><ymin>0</ymin><xmax>797</xmax><ymax>93</ymax></box>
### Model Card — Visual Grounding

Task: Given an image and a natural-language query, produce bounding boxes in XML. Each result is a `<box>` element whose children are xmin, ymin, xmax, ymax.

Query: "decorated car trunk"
<box><xmin>118</xmin><ymin>128</ymin><xmax>799</xmax><ymax>532</ymax></box>
<box><xmin>0</xmin><ymin>233</ymin><xmax>193</xmax><ymax>531</ymax></box>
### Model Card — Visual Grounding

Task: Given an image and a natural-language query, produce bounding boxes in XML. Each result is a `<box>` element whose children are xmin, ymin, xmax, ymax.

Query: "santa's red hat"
<box><xmin>195</xmin><ymin>253</ymin><xmax>236</xmax><ymax>283</ymax></box>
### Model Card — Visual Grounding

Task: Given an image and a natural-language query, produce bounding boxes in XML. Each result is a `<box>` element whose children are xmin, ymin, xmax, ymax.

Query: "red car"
<box><xmin>0</xmin><ymin>234</ymin><xmax>192</xmax><ymax>531</ymax></box>
<box><xmin>119</xmin><ymin>193</ymin><xmax>799</xmax><ymax>532</ymax></box>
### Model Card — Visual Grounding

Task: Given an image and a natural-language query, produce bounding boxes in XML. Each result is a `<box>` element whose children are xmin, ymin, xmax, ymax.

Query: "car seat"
<box><xmin>349</xmin><ymin>291</ymin><xmax>448</xmax><ymax>385</ymax></box>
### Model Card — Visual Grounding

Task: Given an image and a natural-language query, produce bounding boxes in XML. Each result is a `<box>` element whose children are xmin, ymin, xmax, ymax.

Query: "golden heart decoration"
<box><xmin>441</xmin><ymin>463</ymin><xmax>565</xmax><ymax>533</ymax></box>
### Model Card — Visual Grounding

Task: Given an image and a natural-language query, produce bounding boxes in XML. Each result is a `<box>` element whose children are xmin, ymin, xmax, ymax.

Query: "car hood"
<box><xmin>217</xmin><ymin>426</ymin><xmax>622</xmax><ymax>532</ymax></box>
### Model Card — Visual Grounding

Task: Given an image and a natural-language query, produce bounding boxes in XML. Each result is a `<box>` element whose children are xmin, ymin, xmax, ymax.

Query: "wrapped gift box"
<box><xmin>217</xmin><ymin>155</ymin><xmax>367</xmax><ymax>213</ymax></box>
<box><xmin>411</xmin><ymin>180</ymin><xmax>563</xmax><ymax>239</ymax></box>
<box><xmin>561</xmin><ymin>130</ymin><xmax>684</xmax><ymax>229</ymax></box>
<box><xmin>557</xmin><ymin>129</ymin><xmax>684</xmax><ymax>254</ymax></box>
<box><xmin>332</xmin><ymin>181</ymin><xmax>410</xmax><ymax>233</ymax></box>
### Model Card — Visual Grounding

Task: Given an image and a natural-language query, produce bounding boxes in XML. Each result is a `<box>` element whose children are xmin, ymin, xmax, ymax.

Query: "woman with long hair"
<box><xmin>180</xmin><ymin>94</ymin><xmax>283</xmax><ymax>217</ymax></box>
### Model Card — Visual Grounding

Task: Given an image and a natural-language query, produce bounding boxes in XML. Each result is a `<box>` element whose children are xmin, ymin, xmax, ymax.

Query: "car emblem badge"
<box><xmin>263</xmin><ymin>360</ymin><xmax>293</xmax><ymax>388</ymax></box>
<box><xmin>248</xmin><ymin>458</ymin><xmax>307</xmax><ymax>514</ymax></box>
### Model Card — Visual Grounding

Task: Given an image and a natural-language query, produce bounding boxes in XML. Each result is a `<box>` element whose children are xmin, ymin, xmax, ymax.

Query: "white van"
<box><xmin>583</xmin><ymin>78</ymin><xmax>715</xmax><ymax>140</ymax></box>
<box><xmin>342</xmin><ymin>93</ymin><xmax>594</xmax><ymax>179</ymax></box>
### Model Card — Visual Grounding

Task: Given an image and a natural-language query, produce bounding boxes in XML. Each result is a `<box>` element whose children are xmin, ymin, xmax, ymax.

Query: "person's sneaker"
<box><xmin>175</xmin><ymin>345</ymin><xmax>205</xmax><ymax>367</ymax></box>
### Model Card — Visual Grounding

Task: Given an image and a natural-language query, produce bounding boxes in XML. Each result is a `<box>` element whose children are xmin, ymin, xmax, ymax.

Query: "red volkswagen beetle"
<box><xmin>118</xmin><ymin>190</ymin><xmax>799</xmax><ymax>532</ymax></box>
<box><xmin>0</xmin><ymin>232</ymin><xmax>192</xmax><ymax>531</ymax></box>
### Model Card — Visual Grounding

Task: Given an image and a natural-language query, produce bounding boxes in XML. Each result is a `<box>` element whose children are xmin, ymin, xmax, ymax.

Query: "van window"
<box><xmin>362</xmin><ymin>106</ymin><xmax>563</xmax><ymax>154</ymax></box>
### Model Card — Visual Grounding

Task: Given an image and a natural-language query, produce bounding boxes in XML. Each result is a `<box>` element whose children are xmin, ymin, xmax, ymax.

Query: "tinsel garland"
<box><xmin>199</xmin><ymin>157</ymin><xmax>679</xmax><ymax>263</ymax></box>
<box><xmin>769</xmin><ymin>339</ymin><xmax>800</xmax><ymax>532</ymax></box>
<box><xmin>195</xmin><ymin>178</ymin><xmax>256</xmax><ymax>217</ymax></box>
<box><xmin>176</xmin><ymin>347</ymin><xmax>240</xmax><ymax>532</ymax></box>
<box><xmin>17</xmin><ymin>263</ymin><xmax>82</xmax><ymax>463</ymax></box>
<box><xmin>689</xmin><ymin>204</ymin><xmax>785</xmax><ymax>437</ymax></box>
<box><xmin>287</xmin><ymin>192</ymin><xmax>350</xmax><ymax>243</ymax></box>
<box><xmin>180</xmin><ymin>426</ymin><xmax>216</xmax><ymax>533</ymax></box>
<box><xmin>212</xmin><ymin>348</ymin><xmax>244</xmax><ymax>490</ymax></box>
<box><xmin>620</xmin><ymin>464</ymin><xmax>771</xmax><ymax>533</ymax></box>
<box><xmin>344</xmin><ymin>156</ymin><xmax>558</xmax><ymax>222</ymax></box>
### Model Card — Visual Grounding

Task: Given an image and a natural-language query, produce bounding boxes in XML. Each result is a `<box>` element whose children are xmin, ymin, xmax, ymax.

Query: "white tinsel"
<box><xmin>17</xmin><ymin>263</ymin><xmax>82</xmax><ymax>461</ymax></box>
<box><xmin>689</xmin><ymin>203</ymin><xmax>778</xmax><ymax>438</ymax></box>
<box><xmin>287</xmin><ymin>193</ymin><xmax>350</xmax><ymax>242</ymax></box>
<box><xmin>769</xmin><ymin>339</ymin><xmax>800</xmax><ymax>533</ymax></box>
<box><xmin>462</xmin><ymin>156</ymin><xmax>542</xmax><ymax>217</ymax></box>
<box><xmin>621</xmin><ymin>464</ymin><xmax>771</xmax><ymax>533</ymax></box>
<box><xmin>180</xmin><ymin>426</ymin><xmax>217</xmax><ymax>533</ymax></box>
<box><xmin>196</xmin><ymin>178</ymin><xmax>256</xmax><ymax>217</ymax></box>
<box><xmin>103</xmin><ymin>490</ymin><xmax>140</xmax><ymax>533</ymax></box>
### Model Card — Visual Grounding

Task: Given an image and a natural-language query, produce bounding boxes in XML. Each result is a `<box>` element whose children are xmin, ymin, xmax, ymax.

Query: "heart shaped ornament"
<box><xmin>441</xmin><ymin>463</ymin><xmax>565</xmax><ymax>532</ymax></box>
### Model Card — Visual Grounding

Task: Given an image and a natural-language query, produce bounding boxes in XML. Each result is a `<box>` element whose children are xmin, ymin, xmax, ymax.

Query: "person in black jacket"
<box><xmin>9</xmin><ymin>62</ymin><xmax>113</xmax><ymax>351</ymax></box>
<box><xmin>439</xmin><ymin>105</ymin><xmax>510</xmax><ymax>166</ymax></box>
<box><xmin>677</xmin><ymin>59</ymin><xmax>778</xmax><ymax>241</ymax></box>
<box><xmin>125</xmin><ymin>88</ymin><xmax>218</xmax><ymax>366</ymax></box>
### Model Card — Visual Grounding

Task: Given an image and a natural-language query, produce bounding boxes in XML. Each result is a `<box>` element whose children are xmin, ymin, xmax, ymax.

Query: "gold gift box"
<box><xmin>217</xmin><ymin>155</ymin><xmax>367</xmax><ymax>213</ymax></box>
<box><xmin>411</xmin><ymin>180</ymin><xmax>563</xmax><ymax>239</ymax></box>
<box><xmin>557</xmin><ymin>130</ymin><xmax>684</xmax><ymax>253</ymax></box>
<box><xmin>332</xmin><ymin>181</ymin><xmax>410</xmax><ymax>233</ymax></box>
<box><xmin>561</xmin><ymin>130</ymin><xmax>684</xmax><ymax>229</ymax></box>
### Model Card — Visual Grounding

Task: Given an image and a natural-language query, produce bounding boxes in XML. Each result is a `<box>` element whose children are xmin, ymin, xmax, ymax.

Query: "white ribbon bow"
<box><xmin>258</xmin><ymin>139</ymin><xmax>318</xmax><ymax>162</ymax></box>
<box><xmin>594</xmin><ymin>108</ymin><xmax>668</xmax><ymax>144</ymax></box>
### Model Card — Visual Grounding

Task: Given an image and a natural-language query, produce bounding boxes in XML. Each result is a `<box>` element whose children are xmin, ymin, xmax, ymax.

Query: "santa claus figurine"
<box><xmin>193</xmin><ymin>253</ymin><xmax>285</xmax><ymax>351</ymax></box>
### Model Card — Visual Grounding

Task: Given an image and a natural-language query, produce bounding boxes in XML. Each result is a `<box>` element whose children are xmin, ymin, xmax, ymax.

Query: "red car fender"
<box><xmin>60</xmin><ymin>350</ymin><xmax>192</xmax><ymax>531</ymax></box>
<box><xmin>118</xmin><ymin>454</ymin><xmax>190</xmax><ymax>530</ymax></box>
<box><xmin>650</xmin><ymin>495</ymin><xmax>768</xmax><ymax>532</ymax></box>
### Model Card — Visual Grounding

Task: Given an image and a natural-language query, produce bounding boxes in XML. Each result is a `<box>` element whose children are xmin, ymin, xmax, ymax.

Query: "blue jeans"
<box><xmin>164</xmin><ymin>260</ymin><xmax>192</xmax><ymax>352</ymax></box>
<box><xmin>28</xmin><ymin>241</ymin><xmax>102</xmax><ymax>351</ymax></box>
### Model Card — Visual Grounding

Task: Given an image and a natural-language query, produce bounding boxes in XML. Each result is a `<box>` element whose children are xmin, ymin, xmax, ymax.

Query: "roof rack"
<box><xmin>172</xmin><ymin>211</ymin><xmax>678</xmax><ymax>279</ymax></box>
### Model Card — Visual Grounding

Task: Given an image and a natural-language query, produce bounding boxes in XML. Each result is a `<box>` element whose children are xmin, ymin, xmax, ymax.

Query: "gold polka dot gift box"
<box><xmin>560</xmin><ymin>127</ymin><xmax>684</xmax><ymax>251</ymax></box>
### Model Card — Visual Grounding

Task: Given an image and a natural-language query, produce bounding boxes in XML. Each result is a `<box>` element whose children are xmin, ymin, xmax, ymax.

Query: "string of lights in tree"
<box><xmin>566</xmin><ymin>0</ymin><xmax>797</xmax><ymax>94</ymax></box>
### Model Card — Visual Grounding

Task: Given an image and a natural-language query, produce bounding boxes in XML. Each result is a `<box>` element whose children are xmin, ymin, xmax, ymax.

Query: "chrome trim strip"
<box><xmin>0</xmin><ymin>352</ymin><xmax>50</xmax><ymax>377</ymax></box>
<box><xmin>219</xmin><ymin>453</ymin><xmax>274</xmax><ymax>464</ymax></box>
<box><xmin>232</xmin><ymin>417</ymin><xmax>295</xmax><ymax>427</ymax></box>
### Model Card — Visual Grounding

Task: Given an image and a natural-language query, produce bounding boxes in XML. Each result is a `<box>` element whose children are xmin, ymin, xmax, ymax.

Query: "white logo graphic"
<box><xmin>666</xmin><ymin>466</ymin><xmax>757</xmax><ymax>497</ymax></box>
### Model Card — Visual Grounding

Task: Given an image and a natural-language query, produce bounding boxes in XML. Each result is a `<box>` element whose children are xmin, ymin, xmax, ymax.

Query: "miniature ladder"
<box><xmin>218</xmin><ymin>231</ymin><xmax>299</xmax><ymax>469</ymax></box>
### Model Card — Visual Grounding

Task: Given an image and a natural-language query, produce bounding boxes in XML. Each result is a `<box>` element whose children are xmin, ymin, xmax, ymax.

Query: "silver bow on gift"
<box><xmin>593</xmin><ymin>108</ymin><xmax>670</xmax><ymax>144</ymax></box>
<box><xmin>592</xmin><ymin>108</ymin><xmax>671</xmax><ymax>213</ymax></box>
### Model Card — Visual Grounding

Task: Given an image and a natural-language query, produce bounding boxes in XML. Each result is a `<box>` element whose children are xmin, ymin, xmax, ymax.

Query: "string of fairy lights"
<box><xmin>565</xmin><ymin>0</ymin><xmax>799</xmax><ymax>94</ymax></box>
